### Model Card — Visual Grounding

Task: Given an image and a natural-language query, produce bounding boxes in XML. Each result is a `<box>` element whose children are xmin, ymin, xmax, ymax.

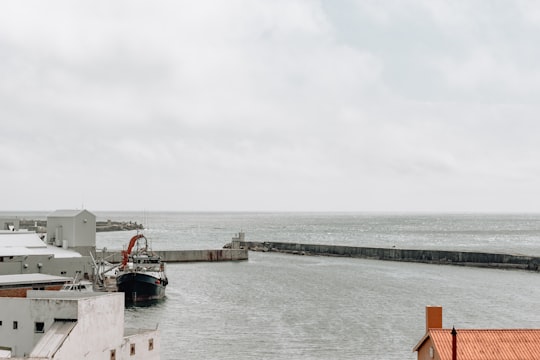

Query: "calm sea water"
<box><xmin>5</xmin><ymin>212</ymin><xmax>540</xmax><ymax>359</ymax></box>
<box><xmin>92</xmin><ymin>212</ymin><xmax>540</xmax><ymax>360</ymax></box>
<box><xmin>93</xmin><ymin>212</ymin><xmax>540</xmax><ymax>256</ymax></box>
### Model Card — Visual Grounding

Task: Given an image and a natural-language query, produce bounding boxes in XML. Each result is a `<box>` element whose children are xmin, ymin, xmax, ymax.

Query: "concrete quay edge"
<box><xmin>100</xmin><ymin>248</ymin><xmax>248</xmax><ymax>263</ymax></box>
<box><xmin>241</xmin><ymin>241</ymin><xmax>540</xmax><ymax>271</ymax></box>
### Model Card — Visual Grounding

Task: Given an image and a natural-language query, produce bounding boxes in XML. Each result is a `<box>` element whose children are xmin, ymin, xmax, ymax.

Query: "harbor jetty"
<box><xmin>100</xmin><ymin>248</ymin><xmax>248</xmax><ymax>263</ymax></box>
<box><xmin>240</xmin><ymin>241</ymin><xmax>540</xmax><ymax>271</ymax></box>
<box><xmin>12</xmin><ymin>216</ymin><xmax>248</xmax><ymax>264</ymax></box>
<box><xmin>100</xmin><ymin>232</ymin><xmax>248</xmax><ymax>263</ymax></box>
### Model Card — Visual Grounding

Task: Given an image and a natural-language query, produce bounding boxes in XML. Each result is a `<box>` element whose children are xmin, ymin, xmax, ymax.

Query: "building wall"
<box><xmin>0</xmin><ymin>297</ymin><xmax>78</xmax><ymax>357</ymax></box>
<box><xmin>52</xmin><ymin>293</ymin><xmax>159</xmax><ymax>360</ymax></box>
<box><xmin>0</xmin><ymin>285</ymin><xmax>63</xmax><ymax>298</ymax></box>
<box><xmin>0</xmin><ymin>257</ymin><xmax>21</xmax><ymax>274</ymax></box>
<box><xmin>52</xmin><ymin>293</ymin><xmax>124</xmax><ymax>359</ymax></box>
<box><xmin>46</xmin><ymin>210</ymin><xmax>96</xmax><ymax>255</ymax></box>
<box><xmin>50</xmin><ymin>257</ymin><xmax>94</xmax><ymax>279</ymax></box>
<box><xmin>1</xmin><ymin>292</ymin><xmax>160</xmax><ymax>360</ymax></box>
<box><xmin>417</xmin><ymin>338</ymin><xmax>440</xmax><ymax>360</ymax></box>
<box><xmin>120</xmin><ymin>332</ymin><xmax>161</xmax><ymax>360</ymax></box>
<box><xmin>73</xmin><ymin>210</ymin><xmax>96</xmax><ymax>247</ymax></box>
<box><xmin>0</xmin><ymin>254</ymin><xmax>93</xmax><ymax>280</ymax></box>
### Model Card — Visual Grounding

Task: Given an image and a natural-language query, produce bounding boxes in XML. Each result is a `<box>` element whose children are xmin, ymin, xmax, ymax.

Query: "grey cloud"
<box><xmin>1</xmin><ymin>1</ymin><xmax>539</xmax><ymax>211</ymax></box>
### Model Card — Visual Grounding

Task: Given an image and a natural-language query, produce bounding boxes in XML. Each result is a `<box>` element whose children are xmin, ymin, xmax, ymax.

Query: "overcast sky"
<box><xmin>1</xmin><ymin>1</ymin><xmax>540</xmax><ymax>212</ymax></box>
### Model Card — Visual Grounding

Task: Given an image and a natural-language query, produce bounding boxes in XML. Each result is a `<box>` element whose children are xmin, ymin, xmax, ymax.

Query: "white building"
<box><xmin>0</xmin><ymin>291</ymin><xmax>159</xmax><ymax>359</ymax></box>
<box><xmin>46</xmin><ymin>209</ymin><xmax>96</xmax><ymax>257</ymax></box>
<box><xmin>0</xmin><ymin>231</ymin><xmax>92</xmax><ymax>279</ymax></box>
<box><xmin>0</xmin><ymin>209</ymin><xmax>98</xmax><ymax>279</ymax></box>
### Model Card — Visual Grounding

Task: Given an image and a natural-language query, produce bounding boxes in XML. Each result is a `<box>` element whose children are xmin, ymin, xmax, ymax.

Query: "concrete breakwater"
<box><xmin>100</xmin><ymin>248</ymin><xmax>248</xmax><ymax>263</ymax></box>
<box><xmin>96</xmin><ymin>220</ymin><xmax>144</xmax><ymax>232</ymax></box>
<box><xmin>17</xmin><ymin>219</ymin><xmax>143</xmax><ymax>233</ymax></box>
<box><xmin>241</xmin><ymin>241</ymin><xmax>540</xmax><ymax>271</ymax></box>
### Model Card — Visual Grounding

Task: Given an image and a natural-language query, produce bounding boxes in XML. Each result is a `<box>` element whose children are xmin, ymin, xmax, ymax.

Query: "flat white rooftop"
<box><xmin>0</xmin><ymin>245</ymin><xmax>83</xmax><ymax>258</ymax></box>
<box><xmin>0</xmin><ymin>232</ymin><xmax>47</xmax><ymax>248</ymax></box>
<box><xmin>0</xmin><ymin>232</ymin><xmax>83</xmax><ymax>258</ymax></box>
<box><xmin>0</xmin><ymin>273</ymin><xmax>71</xmax><ymax>286</ymax></box>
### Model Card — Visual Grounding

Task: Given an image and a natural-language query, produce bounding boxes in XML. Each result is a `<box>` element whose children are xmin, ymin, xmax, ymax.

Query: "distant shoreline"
<box><xmin>18</xmin><ymin>219</ymin><xmax>143</xmax><ymax>233</ymax></box>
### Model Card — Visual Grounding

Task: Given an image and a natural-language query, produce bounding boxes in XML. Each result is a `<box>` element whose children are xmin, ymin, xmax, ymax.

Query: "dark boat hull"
<box><xmin>116</xmin><ymin>272</ymin><xmax>166</xmax><ymax>303</ymax></box>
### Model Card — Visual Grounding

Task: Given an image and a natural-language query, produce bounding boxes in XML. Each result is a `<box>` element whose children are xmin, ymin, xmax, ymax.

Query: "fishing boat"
<box><xmin>116</xmin><ymin>233</ymin><xmax>168</xmax><ymax>303</ymax></box>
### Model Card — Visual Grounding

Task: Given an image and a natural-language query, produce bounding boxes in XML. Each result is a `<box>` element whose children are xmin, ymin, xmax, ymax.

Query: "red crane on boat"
<box><xmin>120</xmin><ymin>233</ymin><xmax>146</xmax><ymax>269</ymax></box>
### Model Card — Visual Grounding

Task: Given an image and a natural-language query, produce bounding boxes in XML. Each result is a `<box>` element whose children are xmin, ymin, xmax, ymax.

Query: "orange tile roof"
<box><xmin>424</xmin><ymin>329</ymin><xmax>540</xmax><ymax>360</ymax></box>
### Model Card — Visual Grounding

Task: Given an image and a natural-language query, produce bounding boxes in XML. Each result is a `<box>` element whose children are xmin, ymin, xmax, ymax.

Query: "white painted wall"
<box><xmin>1</xmin><ymin>292</ymin><xmax>160</xmax><ymax>359</ymax></box>
<box><xmin>0</xmin><ymin>253</ymin><xmax>93</xmax><ymax>279</ymax></box>
<box><xmin>52</xmin><ymin>293</ymin><xmax>124</xmax><ymax>359</ymax></box>
<box><xmin>47</xmin><ymin>210</ymin><xmax>96</xmax><ymax>249</ymax></box>
<box><xmin>53</xmin><ymin>293</ymin><xmax>160</xmax><ymax>360</ymax></box>
<box><xmin>120</xmin><ymin>331</ymin><xmax>161</xmax><ymax>360</ymax></box>
<box><xmin>0</xmin><ymin>297</ymin><xmax>78</xmax><ymax>357</ymax></box>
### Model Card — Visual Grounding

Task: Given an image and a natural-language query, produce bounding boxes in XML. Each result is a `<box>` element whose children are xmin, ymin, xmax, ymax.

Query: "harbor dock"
<box><xmin>101</xmin><ymin>248</ymin><xmax>248</xmax><ymax>263</ymax></box>
<box><xmin>240</xmin><ymin>241</ymin><xmax>540</xmax><ymax>271</ymax></box>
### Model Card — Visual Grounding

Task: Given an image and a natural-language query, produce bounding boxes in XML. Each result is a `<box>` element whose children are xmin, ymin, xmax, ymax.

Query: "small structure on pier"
<box><xmin>231</xmin><ymin>231</ymin><xmax>245</xmax><ymax>249</ymax></box>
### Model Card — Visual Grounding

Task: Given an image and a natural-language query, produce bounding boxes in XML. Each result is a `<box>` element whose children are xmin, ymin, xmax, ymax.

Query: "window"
<box><xmin>110</xmin><ymin>349</ymin><xmax>116</xmax><ymax>360</ymax></box>
<box><xmin>13</xmin><ymin>321</ymin><xmax>18</xmax><ymax>330</ymax></box>
<box><xmin>130</xmin><ymin>344</ymin><xmax>135</xmax><ymax>356</ymax></box>
<box><xmin>35</xmin><ymin>322</ymin><xmax>45</xmax><ymax>333</ymax></box>
<box><xmin>148</xmin><ymin>338</ymin><xmax>154</xmax><ymax>351</ymax></box>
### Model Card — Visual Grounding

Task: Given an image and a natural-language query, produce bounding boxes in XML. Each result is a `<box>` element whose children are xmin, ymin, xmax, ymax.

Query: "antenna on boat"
<box><xmin>143</xmin><ymin>209</ymin><xmax>149</xmax><ymax>231</ymax></box>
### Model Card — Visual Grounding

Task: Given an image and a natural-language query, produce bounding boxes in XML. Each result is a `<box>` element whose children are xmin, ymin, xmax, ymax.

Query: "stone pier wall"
<box><xmin>101</xmin><ymin>249</ymin><xmax>248</xmax><ymax>263</ymax></box>
<box><xmin>240</xmin><ymin>241</ymin><xmax>540</xmax><ymax>271</ymax></box>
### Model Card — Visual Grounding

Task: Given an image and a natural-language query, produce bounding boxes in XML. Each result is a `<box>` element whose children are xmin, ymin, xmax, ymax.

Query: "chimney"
<box><xmin>425</xmin><ymin>306</ymin><xmax>443</xmax><ymax>332</ymax></box>
<box><xmin>451</xmin><ymin>326</ymin><xmax>457</xmax><ymax>360</ymax></box>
